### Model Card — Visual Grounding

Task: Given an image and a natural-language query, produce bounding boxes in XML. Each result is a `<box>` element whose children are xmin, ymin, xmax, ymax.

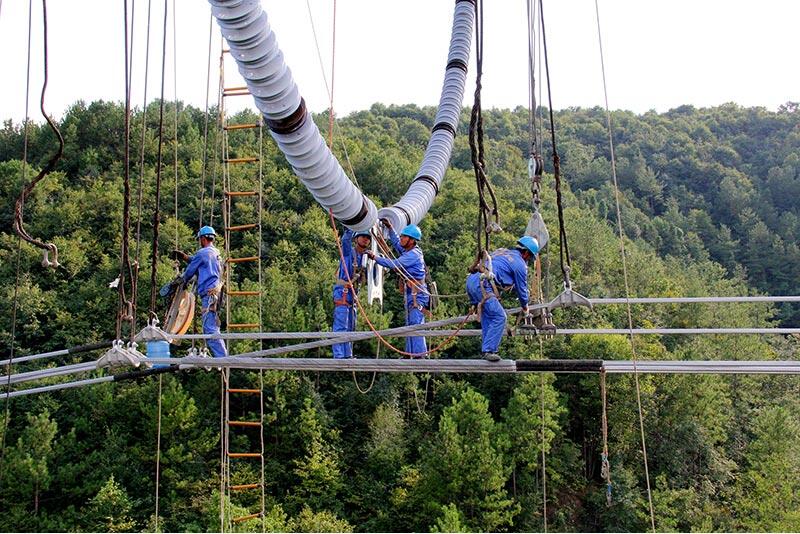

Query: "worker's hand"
<box><xmin>170</xmin><ymin>275</ymin><xmax>184</xmax><ymax>288</ymax></box>
<box><xmin>366</xmin><ymin>250</ymin><xmax>376</xmax><ymax>261</ymax></box>
<box><xmin>171</xmin><ymin>249</ymin><xmax>189</xmax><ymax>262</ymax></box>
<box><xmin>379</xmin><ymin>218</ymin><xmax>392</xmax><ymax>230</ymax></box>
<box><xmin>521</xmin><ymin>305</ymin><xmax>530</xmax><ymax>317</ymax></box>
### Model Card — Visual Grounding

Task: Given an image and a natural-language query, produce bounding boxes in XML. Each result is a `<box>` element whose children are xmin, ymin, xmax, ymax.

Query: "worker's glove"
<box><xmin>366</xmin><ymin>250</ymin><xmax>377</xmax><ymax>261</ymax></box>
<box><xmin>159</xmin><ymin>277</ymin><xmax>181</xmax><ymax>298</ymax></box>
<box><xmin>521</xmin><ymin>306</ymin><xmax>531</xmax><ymax>317</ymax></box>
<box><xmin>171</xmin><ymin>249</ymin><xmax>190</xmax><ymax>262</ymax></box>
<box><xmin>379</xmin><ymin>218</ymin><xmax>393</xmax><ymax>230</ymax></box>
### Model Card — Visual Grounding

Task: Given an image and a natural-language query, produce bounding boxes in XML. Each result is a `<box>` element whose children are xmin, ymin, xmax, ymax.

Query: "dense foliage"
<box><xmin>0</xmin><ymin>99</ymin><xmax>798</xmax><ymax>532</ymax></box>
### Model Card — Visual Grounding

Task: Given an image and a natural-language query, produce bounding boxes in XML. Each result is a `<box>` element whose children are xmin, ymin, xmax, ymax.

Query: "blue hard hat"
<box><xmin>517</xmin><ymin>235</ymin><xmax>540</xmax><ymax>256</ymax></box>
<box><xmin>354</xmin><ymin>230</ymin><xmax>372</xmax><ymax>239</ymax></box>
<box><xmin>400</xmin><ymin>224</ymin><xmax>422</xmax><ymax>241</ymax></box>
<box><xmin>197</xmin><ymin>225</ymin><xmax>217</xmax><ymax>239</ymax></box>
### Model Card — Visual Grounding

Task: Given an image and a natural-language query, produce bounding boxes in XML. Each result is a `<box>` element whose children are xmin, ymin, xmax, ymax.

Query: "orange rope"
<box><xmin>329</xmin><ymin>210</ymin><xmax>471</xmax><ymax>357</ymax></box>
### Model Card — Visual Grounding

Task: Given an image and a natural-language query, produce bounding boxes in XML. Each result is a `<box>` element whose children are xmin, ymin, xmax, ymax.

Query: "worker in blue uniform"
<box><xmin>367</xmin><ymin>220</ymin><xmax>429</xmax><ymax>357</ymax></box>
<box><xmin>466</xmin><ymin>235</ymin><xmax>539</xmax><ymax>361</ymax></box>
<box><xmin>180</xmin><ymin>225</ymin><xmax>227</xmax><ymax>358</ymax></box>
<box><xmin>332</xmin><ymin>228</ymin><xmax>372</xmax><ymax>359</ymax></box>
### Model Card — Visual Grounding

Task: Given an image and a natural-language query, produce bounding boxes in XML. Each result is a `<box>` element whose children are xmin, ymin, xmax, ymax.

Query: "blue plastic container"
<box><xmin>146</xmin><ymin>340</ymin><xmax>171</xmax><ymax>368</ymax></box>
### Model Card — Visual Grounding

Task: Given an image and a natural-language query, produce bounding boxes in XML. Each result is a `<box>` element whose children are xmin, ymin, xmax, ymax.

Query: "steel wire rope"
<box><xmin>199</xmin><ymin>13</ymin><xmax>214</xmax><ymax>227</ymax></box>
<box><xmin>593</xmin><ymin>0</ymin><xmax>655</xmax><ymax>528</ymax></box>
<box><xmin>172</xmin><ymin>0</ymin><xmax>179</xmax><ymax>257</ymax></box>
<box><xmin>330</xmin><ymin>210</ymin><xmax>472</xmax><ymax>358</ymax></box>
<box><xmin>117</xmin><ymin>0</ymin><xmax>135</xmax><ymax>339</ymax></box>
<box><xmin>12</xmin><ymin>0</ymin><xmax>63</xmax><ymax>267</ymax></box>
<box><xmin>1</xmin><ymin>0</ymin><xmax>34</xmax><ymax>486</ymax></box>
<box><xmin>148</xmin><ymin>0</ymin><xmax>170</xmax><ymax>317</ymax></box>
<box><xmin>539</xmin><ymin>340</ymin><xmax>548</xmax><ymax>532</ymax></box>
<box><xmin>133</xmin><ymin>0</ymin><xmax>154</xmax><ymax>336</ymax></box>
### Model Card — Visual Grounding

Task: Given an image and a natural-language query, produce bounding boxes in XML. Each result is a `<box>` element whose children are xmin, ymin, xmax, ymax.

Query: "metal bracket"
<box><xmin>97</xmin><ymin>340</ymin><xmax>142</xmax><ymax>369</ymax></box>
<box><xmin>548</xmin><ymin>276</ymin><xmax>593</xmax><ymax>311</ymax></box>
<box><xmin>134</xmin><ymin>318</ymin><xmax>173</xmax><ymax>344</ymax></box>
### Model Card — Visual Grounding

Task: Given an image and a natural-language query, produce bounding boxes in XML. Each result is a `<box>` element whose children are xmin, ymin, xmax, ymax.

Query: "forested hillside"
<box><xmin>0</xmin><ymin>101</ymin><xmax>798</xmax><ymax>532</ymax></box>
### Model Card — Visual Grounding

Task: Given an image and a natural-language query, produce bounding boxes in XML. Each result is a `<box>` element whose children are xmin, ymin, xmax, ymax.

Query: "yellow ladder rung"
<box><xmin>227</xmin><ymin>388</ymin><xmax>261</xmax><ymax>394</ymax></box>
<box><xmin>227</xmin><ymin>256</ymin><xmax>259</xmax><ymax>264</ymax></box>
<box><xmin>231</xmin><ymin>483</ymin><xmax>259</xmax><ymax>491</ymax></box>
<box><xmin>226</xmin><ymin>224</ymin><xmax>257</xmax><ymax>232</ymax></box>
<box><xmin>224</xmin><ymin>123</ymin><xmax>260</xmax><ymax>131</ymax></box>
<box><xmin>228</xmin><ymin>452</ymin><xmax>262</xmax><ymax>458</ymax></box>
<box><xmin>224</xmin><ymin>157</ymin><xmax>259</xmax><ymax>164</ymax></box>
<box><xmin>228</xmin><ymin>323</ymin><xmax>260</xmax><ymax>329</ymax></box>
<box><xmin>232</xmin><ymin>513</ymin><xmax>261</xmax><ymax>524</ymax></box>
<box><xmin>228</xmin><ymin>291</ymin><xmax>260</xmax><ymax>297</ymax></box>
<box><xmin>228</xmin><ymin>420</ymin><xmax>262</xmax><ymax>427</ymax></box>
<box><xmin>225</xmin><ymin>191</ymin><xmax>258</xmax><ymax>197</ymax></box>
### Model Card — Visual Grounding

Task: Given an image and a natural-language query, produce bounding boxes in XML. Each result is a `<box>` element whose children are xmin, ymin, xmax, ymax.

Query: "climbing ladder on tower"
<box><xmin>217</xmin><ymin>45</ymin><xmax>266</xmax><ymax>530</ymax></box>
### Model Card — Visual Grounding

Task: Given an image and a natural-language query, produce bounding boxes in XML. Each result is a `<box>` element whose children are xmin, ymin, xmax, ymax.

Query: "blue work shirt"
<box><xmin>490</xmin><ymin>248</ymin><xmax>530</xmax><ymax>307</ymax></box>
<box><xmin>337</xmin><ymin>229</ymin><xmax>366</xmax><ymax>282</ymax></box>
<box><xmin>374</xmin><ymin>227</ymin><xmax>427</xmax><ymax>279</ymax></box>
<box><xmin>183</xmin><ymin>245</ymin><xmax>223</xmax><ymax>297</ymax></box>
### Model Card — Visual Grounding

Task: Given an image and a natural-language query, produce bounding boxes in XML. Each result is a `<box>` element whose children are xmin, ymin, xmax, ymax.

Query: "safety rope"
<box><xmin>468</xmin><ymin>0</ymin><xmax>501</xmax><ymax>258</ymax></box>
<box><xmin>537</xmin><ymin>0</ymin><xmax>572</xmax><ymax>285</ymax></box>
<box><xmin>352</xmin><ymin>300</ymin><xmax>381</xmax><ymax>395</ymax></box>
<box><xmin>593</xmin><ymin>1</ymin><xmax>655</xmax><ymax>529</ymax></box>
<box><xmin>133</xmin><ymin>0</ymin><xmax>154</xmax><ymax>336</ymax></box>
<box><xmin>12</xmin><ymin>0</ymin><xmax>63</xmax><ymax>270</ymax></box>
<box><xmin>199</xmin><ymin>13</ymin><xmax>214</xmax><ymax>227</ymax></box>
<box><xmin>330</xmin><ymin>210</ymin><xmax>471</xmax><ymax>358</ymax></box>
<box><xmin>148</xmin><ymin>0</ymin><xmax>170</xmax><ymax>317</ymax></box>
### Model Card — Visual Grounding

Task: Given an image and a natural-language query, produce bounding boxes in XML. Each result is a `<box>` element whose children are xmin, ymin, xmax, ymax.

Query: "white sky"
<box><xmin>1</xmin><ymin>0</ymin><xmax>798</xmax><ymax>125</ymax></box>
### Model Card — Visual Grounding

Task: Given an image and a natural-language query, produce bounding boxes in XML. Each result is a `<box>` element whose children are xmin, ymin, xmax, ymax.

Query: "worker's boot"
<box><xmin>482</xmin><ymin>352</ymin><xmax>501</xmax><ymax>362</ymax></box>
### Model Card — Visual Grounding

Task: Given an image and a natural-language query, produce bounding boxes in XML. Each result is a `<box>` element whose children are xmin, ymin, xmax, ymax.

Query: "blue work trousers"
<box><xmin>405</xmin><ymin>291</ymin><xmax>429</xmax><ymax>357</ymax></box>
<box><xmin>332</xmin><ymin>285</ymin><xmax>356</xmax><ymax>359</ymax></box>
<box><xmin>466</xmin><ymin>272</ymin><xmax>507</xmax><ymax>353</ymax></box>
<box><xmin>202</xmin><ymin>294</ymin><xmax>228</xmax><ymax>358</ymax></box>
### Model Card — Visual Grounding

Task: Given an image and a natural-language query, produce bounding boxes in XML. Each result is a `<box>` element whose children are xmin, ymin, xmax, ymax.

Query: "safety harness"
<box><xmin>334</xmin><ymin>253</ymin><xmax>366</xmax><ymax>307</ymax></box>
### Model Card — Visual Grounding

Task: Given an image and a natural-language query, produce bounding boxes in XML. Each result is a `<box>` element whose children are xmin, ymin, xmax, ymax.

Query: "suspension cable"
<box><xmin>593</xmin><ymin>0</ymin><xmax>655</xmax><ymax>529</ymax></box>
<box><xmin>537</xmin><ymin>0</ymin><xmax>571</xmax><ymax>283</ymax></box>
<box><xmin>148</xmin><ymin>0</ymin><xmax>170</xmax><ymax>317</ymax></box>
<box><xmin>12</xmin><ymin>0</ymin><xmax>64</xmax><ymax>269</ymax></box>
<box><xmin>133</xmin><ymin>0</ymin><xmax>154</xmax><ymax>335</ymax></box>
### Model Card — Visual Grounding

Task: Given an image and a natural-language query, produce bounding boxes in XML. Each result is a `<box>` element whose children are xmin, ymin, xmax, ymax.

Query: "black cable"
<box><xmin>538</xmin><ymin>0</ymin><xmax>571</xmax><ymax>280</ymax></box>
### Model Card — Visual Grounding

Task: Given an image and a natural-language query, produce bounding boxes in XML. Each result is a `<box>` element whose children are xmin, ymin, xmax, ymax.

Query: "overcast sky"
<box><xmin>1</xmin><ymin>0</ymin><xmax>798</xmax><ymax>125</ymax></box>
